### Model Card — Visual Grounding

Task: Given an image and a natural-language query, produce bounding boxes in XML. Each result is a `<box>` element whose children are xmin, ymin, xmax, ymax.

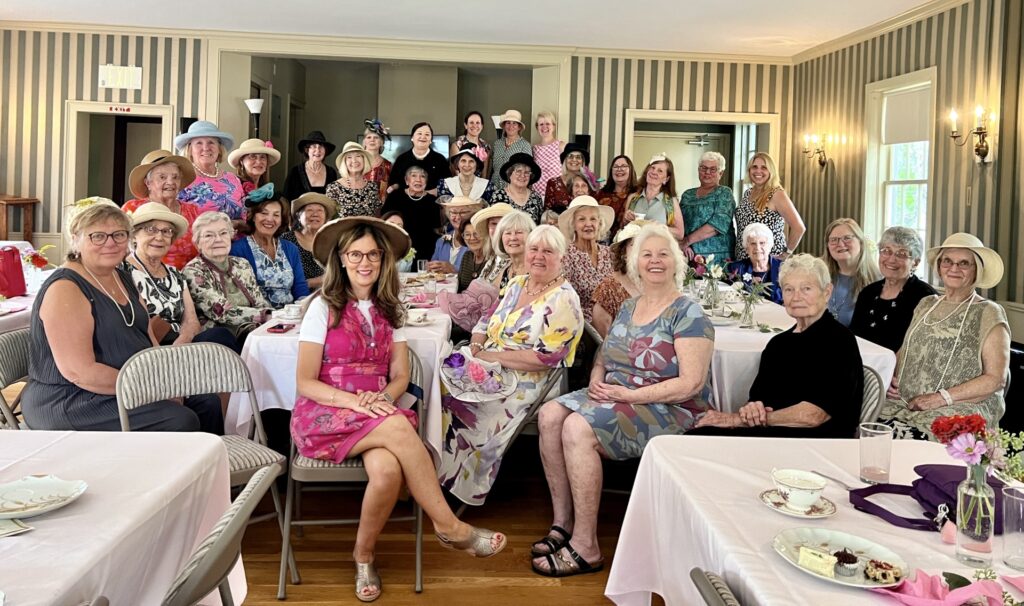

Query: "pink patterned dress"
<box><xmin>532</xmin><ymin>140</ymin><xmax>563</xmax><ymax>199</ymax></box>
<box><xmin>290</xmin><ymin>302</ymin><xmax>417</xmax><ymax>463</ymax></box>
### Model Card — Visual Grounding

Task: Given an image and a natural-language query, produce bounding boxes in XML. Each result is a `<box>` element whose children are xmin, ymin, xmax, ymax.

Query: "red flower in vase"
<box><xmin>931</xmin><ymin>414</ymin><xmax>987</xmax><ymax>444</ymax></box>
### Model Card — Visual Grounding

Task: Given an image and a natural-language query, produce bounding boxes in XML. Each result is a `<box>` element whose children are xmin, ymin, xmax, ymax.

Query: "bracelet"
<box><xmin>470</xmin><ymin>342</ymin><xmax>483</xmax><ymax>352</ymax></box>
<box><xmin>938</xmin><ymin>388</ymin><xmax>953</xmax><ymax>405</ymax></box>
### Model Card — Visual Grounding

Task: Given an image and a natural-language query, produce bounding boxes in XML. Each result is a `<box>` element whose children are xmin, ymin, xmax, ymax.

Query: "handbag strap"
<box><xmin>848</xmin><ymin>483</ymin><xmax>947</xmax><ymax>532</ymax></box>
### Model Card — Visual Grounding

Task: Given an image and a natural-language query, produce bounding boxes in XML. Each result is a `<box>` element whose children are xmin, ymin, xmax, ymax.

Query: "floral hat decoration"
<box><xmin>364</xmin><ymin>118</ymin><xmax>391</xmax><ymax>143</ymax></box>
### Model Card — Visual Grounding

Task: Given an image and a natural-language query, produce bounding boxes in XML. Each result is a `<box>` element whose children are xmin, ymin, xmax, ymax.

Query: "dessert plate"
<box><xmin>772</xmin><ymin>527</ymin><xmax>907</xmax><ymax>588</ymax></box>
<box><xmin>0</xmin><ymin>475</ymin><xmax>88</xmax><ymax>520</ymax></box>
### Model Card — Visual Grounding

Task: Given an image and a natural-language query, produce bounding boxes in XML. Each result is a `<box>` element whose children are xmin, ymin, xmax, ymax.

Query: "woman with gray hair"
<box><xmin>438</xmin><ymin>225</ymin><xmax>584</xmax><ymax>506</ymax></box>
<box><xmin>122</xmin><ymin>149</ymin><xmax>200</xmax><ymax>269</ymax></box>
<box><xmin>481</xmin><ymin>210</ymin><xmax>536</xmax><ymax>292</ymax></box>
<box><xmin>850</xmin><ymin>226</ymin><xmax>936</xmax><ymax>352</ymax></box>
<box><xmin>679</xmin><ymin>151</ymin><xmax>736</xmax><ymax>261</ymax></box>
<box><xmin>21</xmin><ymin>198</ymin><xmax>222</xmax><ymax>433</ymax></box>
<box><xmin>381</xmin><ymin>162</ymin><xmax>439</xmax><ymax>264</ymax></box>
<box><xmin>694</xmin><ymin>254</ymin><xmax>863</xmax><ymax>438</ymax></box>
<box><xmin>727</xmin><ymin>222</ymin><xmax>783</xmax><ymax>303</ymax></box>
<box><xmin>531</xmin><ymin>223</ymin><xmax>713</xmax><ymax>577</ymax></box>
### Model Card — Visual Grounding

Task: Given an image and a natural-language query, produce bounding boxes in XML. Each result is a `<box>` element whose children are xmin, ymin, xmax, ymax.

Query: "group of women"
<box><xmin>17</xmin><ymin>110</ymin><xmax>1013</xmax><ymax>599</ymax></box>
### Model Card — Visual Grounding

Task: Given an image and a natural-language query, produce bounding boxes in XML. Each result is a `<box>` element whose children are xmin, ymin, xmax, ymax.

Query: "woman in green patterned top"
<box><xmin>679</xmin><ymin>151</ymin><xmax>736</xmax><ymax>261</ymax></box>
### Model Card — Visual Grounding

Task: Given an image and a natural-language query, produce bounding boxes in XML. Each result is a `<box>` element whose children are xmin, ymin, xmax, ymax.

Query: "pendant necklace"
<box><xmin>81</xmin><ymin>263</ymin><xmax>136</xmax><ymax>327</ymax></box>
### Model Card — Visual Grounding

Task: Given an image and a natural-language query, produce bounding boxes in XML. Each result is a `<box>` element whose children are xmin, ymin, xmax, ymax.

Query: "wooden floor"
<box><xmin>241</xmin><ymin>437</ymin><xmax>664</xmax><ymax>605</ymax></box>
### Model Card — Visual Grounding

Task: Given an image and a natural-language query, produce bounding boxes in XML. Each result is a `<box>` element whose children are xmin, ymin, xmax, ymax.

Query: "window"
<box><xmin>882</xmin><ymin>140</ymin><xmax>929</xmax><ymax>256</ymax></box>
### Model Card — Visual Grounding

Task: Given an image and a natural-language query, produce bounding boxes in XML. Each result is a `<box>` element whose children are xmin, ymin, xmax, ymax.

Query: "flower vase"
<box><xmin>701</xmin><ymin>280</ymin><xmax>720</xmax><ymax>310</ymax></box>
<box><xmin>739</xmin><ymin>298</ymin><xmax>756</xmax><ymax>327</ymax></box>
<box><xmin>24</xmin><ymin>266</ymin><xmax>42</xmax><ymax>294</ymax></box>
<box><xmin>956</xmin><ymin>464</ymin><xmax>995</xmax><ymax>567</ymax></box>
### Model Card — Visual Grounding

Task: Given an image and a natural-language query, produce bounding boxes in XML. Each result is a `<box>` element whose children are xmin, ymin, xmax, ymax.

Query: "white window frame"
<box><xmin>863</xmin><ymin>67</ymin><xmax>937</xmax><ymax>266</ymax></box>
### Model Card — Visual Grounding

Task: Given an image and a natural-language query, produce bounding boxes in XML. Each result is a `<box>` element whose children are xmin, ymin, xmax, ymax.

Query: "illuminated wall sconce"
<box><xmin>802</xmin><ymin>133</ymin><xmax>844</xmax><ymax>168</ymax></box>
<box><xmin>948</xmin><ymin>106</ymin><xmax>991</xmax><ymax>162</ymax></box>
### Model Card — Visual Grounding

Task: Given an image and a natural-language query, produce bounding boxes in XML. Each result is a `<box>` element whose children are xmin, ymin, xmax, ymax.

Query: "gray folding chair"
<box><xmin>277</xmin><ymin>349</ymin><xmax>427</xmax><ymax>599</ymax></box>
<box><xmin>0</xmin><ymin>328</ymin><xmax>30</xmax><ymax>429</ymax></box>
<box><xmin>162</xmin><ymin>464</ymin><xmax>280</xmax><ymax>606</ymax></box>
<box><xmin>860</xmin><ymin>365</ymin><xmax>885</xmax><ymax>426</ymax></box>
<box><xmin>583</xmin><ymin>321</ymin><xmax>604</xmax><ymax>348</ymax></box>
<box><xmin>115</xmin><ymin>342</ymin><xmax>298</xmax><ymax>584</ymax></box>
<box><xmin>689</xmin><ymin>567</ymin><xmax>741</xmax><ymax>606</ymax></box>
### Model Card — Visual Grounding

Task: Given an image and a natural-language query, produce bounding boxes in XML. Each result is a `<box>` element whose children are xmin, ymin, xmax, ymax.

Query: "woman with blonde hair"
<box><xmin>327</xmin><ymin>141</ymin><xmax>383</xmax><ymax>218</ymax></box>
<box><xmin>733</xmin><ymin>152</ymin><xmax>804</xmax><ymax>260</ymax></box>
<box><xmin>532</xmin><ymin>110</ymin><xmax>566</xmax><ymax>199</ymax></box>
<box><xmin>175</xmin><ymin>120</ymin><xmax>245</xmax><ymax>222</ymax></box>
<box><xmin>822</xmin><ymin>217</ymin><xmax>880</xmax><ymax>326</ymax></box>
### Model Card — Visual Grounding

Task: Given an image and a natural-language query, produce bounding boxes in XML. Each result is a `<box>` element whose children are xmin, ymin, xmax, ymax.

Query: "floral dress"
<box><xmin>734</xmin><ymin>187</ymin><xmax>787</xmax><ymax>259</ymax></box>
<box><xmin>555</xmin><ymin>296</ymin><xmax>713</xmax><ymax>459</ymax></box>
<box><xmin>183</xmin><ymin>256</ymin><xmax>271</xmax><ymax>336</ymax></box>
<box><xmin>178</xmin><ymin>171</ymin><xmax>246</xmax><ymax>220</ymax></box>
<box><xmin>490</xmin><ymin>188</ymin><xmax>544</xmax><ymax>224</ymax></box>
<box><xmin>365</xmin><ymin>158</ymin><xmax>392</xmax><ymax>200</ymax></box>
<box><xmin>244</xmin><ymin>236</ymin><xmax>296</xmax><ymax>307</ymax></box>
<box><xmin>438</xmin><ymin>276</ymin><xmax>584</xmax><ymax>505</ymax></box>
<box><xmin>326</xmin><ymin>180</ymin><xmax>382</xmax><ymax>218</ymax></box>
<box><xmin>532</xmin><ymin>140</ymin><xmax>563</xmax><ymax>198</ymax></box>
<box><xmin>127</xmin><ymin>258</ymin><xmax>187</xmax><ymax>333</ymax></box>
<box><xmin>291</xmin><ymin>300</ymin><xmax>418</xmax><ymax>463</ymax></box>
<box><xmin>543</xmin><ymin>175</ymin><xmax>593</xmax><ymax>213</ymax></box>
<box><xmin>592</xmin><ymin>275</ymin><xmax>631</xmax><ymax>321</ymax></box>
<box><xmin>280</xmin><ymin>231</ymin><xmax>324</xmax><ymax>282</ymax></box>
<box><xmin>562</xmin><ymin>244</ymin><xmax>614</xmax><ymax>323</ymax></box>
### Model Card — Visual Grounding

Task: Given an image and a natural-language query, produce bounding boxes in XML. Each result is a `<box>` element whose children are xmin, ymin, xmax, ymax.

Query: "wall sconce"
<box><xmin>802</xmin><ymin>134</ymin><xmax>828</xmax><ymax>167</ymax></box>
<box><xmin>244</xmin><ymin>98</ymin><xmax>265</xmax><ymax>138</ymax></box>
<box><xmin>948</xmin><ymin>106</ymin><xmax>991</xmax><ymax>162</ymax></box>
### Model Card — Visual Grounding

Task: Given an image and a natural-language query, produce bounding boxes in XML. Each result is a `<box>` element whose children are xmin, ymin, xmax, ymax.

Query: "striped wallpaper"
<box><xmin>567</xmin><ymin>56</ymin><xmax>792</xmax><ymax>183</ymax></box>
<box><xmin>790</xmin><ymin>0</ymin><xmax>1021</xmax><ymax>301</ymax></box>
<box><xmin>0</xmin><ymin>29</ymin><xmax>204</xmax><ymax>233</ymax></box>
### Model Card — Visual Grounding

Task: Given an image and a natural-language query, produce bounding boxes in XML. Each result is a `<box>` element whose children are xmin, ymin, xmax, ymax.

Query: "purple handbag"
<box><xmin>848</xmin><ymin>464</ymin><xmax>1005</xmax><ymax>535</ymax></box>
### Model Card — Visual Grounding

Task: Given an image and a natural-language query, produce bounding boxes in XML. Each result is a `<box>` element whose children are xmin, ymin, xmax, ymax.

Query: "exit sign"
<box><xmin>99</xmin><ymin>65</ymin><xmax>143</xmax><ymax>90</ymax></box>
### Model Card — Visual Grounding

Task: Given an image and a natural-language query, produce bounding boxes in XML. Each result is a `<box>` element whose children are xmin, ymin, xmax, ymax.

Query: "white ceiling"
<box><xmin>2</xmin><ymin>0</ymin><xmax>937</xmax><ymax>57</ymax></box>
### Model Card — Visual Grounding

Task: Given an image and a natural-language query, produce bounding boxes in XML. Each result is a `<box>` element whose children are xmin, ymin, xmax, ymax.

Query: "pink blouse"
<box><xmin>532</xmin><ymin>140</ymin><xmax>563</xmax><ymax>199</ymax></box>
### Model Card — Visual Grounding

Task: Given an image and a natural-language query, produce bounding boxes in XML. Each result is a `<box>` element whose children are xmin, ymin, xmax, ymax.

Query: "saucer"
<box><xmin>406</xmin><ymin>316</ymin><xmax>436</xmax><ymax>326</ymax></box>
<box><xmin>759</xmin><ymin>489</ymin><xmax>836</xmax><ymax>519</ymax></box>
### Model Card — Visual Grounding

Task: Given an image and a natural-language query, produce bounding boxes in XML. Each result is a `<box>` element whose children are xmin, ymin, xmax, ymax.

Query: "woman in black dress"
<box><xmin>282</xmin><ymin>131</ymin><xmax>338</xmax><ymax>202</ymax></box>
<box><xmin>386</xmin><ymin>122</ymin><xmax>450</xmax><ymax>197</ymax></box>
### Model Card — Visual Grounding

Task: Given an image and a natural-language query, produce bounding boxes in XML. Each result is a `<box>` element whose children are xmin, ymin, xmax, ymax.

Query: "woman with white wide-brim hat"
<box><xmin>489</xmin><ymin>109</ymin><xmax>533</xmax><ymax>190</ymax></box>
<box><xmin>175</xmin><ymin>120</ymin><xmax>246</xmax><ymax>222</ymax></box>
<box><xmin>558</xmin><ymin>195</ymin><xmax>615</xmax><ymax>323</ymax></box>
<box><xmin>879</xmin><ymin>232</ymin><xmax>1010</xmax><ymax>440</ymax></box>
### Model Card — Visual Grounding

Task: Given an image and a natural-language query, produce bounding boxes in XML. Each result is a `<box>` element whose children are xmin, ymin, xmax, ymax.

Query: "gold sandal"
<box><xmin>435</xmin><ymin>526</ymin><xmax>507</xmax><ymax>558</ymax></box>
<box><xmin>354</xmin><ymin>560</ymin><xmax>382</xmax><ymax>602</ymax></box>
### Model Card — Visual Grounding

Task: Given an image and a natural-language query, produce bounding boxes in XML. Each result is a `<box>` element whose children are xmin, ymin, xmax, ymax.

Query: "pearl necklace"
<box><xmin>899</xmin><ymin>293</ymin><xmax>976</xmax><ymax>394</ymax></box>
<box><xmin>81</xmin><ymin>263</ymin><xmax>136</xmax><ymax>328</ymax></box>
<box><xmin>525</xmin><ymin>275</ymin><xmax>561</xmax><ymax>297</ymax></box>
<box><xmin>193</xmin><ymin>163</ymin><xmax>220</xmax><ymax>179</ymax></box>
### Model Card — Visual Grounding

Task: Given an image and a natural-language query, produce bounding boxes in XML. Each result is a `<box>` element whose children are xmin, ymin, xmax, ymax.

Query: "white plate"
<box><xmin>709</xmin><ymin>315</ymin><xmax>739</xmax><ymax>327</ymax></box>
<box><xmin>759</xmin><ymin>489</ymin><xmax>836</xmax><ymax>519</ymax></box>
<box><xmin>772</xmin><ymin>527</ymin><xmax>907</xmax><ymax>589</ymax></box>
<box><xmin>271</xmin><ymin>310</ymin><xmax>302</xmax><ymax>321</ymax></box>
<box><xmin>0</xmin><ymin>475</ymin><xmax>88</xmax><ymax>520</ymax></box>
<box><xmin>406</xmin><ymin>316</ymin><xmax>437</xmax><ymax>327</ymax></box>
<box><xmin>440</xmin><ymin>363</ymin><xmax>519</xmax><ymax>402</ymax></box>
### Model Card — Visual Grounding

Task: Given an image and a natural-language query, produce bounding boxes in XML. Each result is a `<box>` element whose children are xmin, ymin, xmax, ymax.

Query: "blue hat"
<box><xmin>173</xmin><ymin>120</ymin><xmax>234</xmax><ymax>153</ymax></box>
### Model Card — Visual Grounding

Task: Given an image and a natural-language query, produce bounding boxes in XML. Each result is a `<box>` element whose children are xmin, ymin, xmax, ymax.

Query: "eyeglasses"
<box><xmin>612</xmin><ymin>164</ymin><xmax>630</xmax><ymax>170</ymax></box>
<box><xmin>940</xmin><ymin>258</ymin><xmax>975</xmax><ymax>270</ymax></box>
<box><xmin>698</xmin><ymin>165</ymin><xmax>720</xmax><ymax>173</ymax></box>
<box><xmin>343</xmin><ymin>249</ymin><xmax>384</xmax><ymax>264</ymax></box>
<box><xmin>879</xmin><ymin>247</ymin><xmax>913</xmax><ymax>260</ymax></box>
<box><xmin>199</xmin><ymin>229</ymin><xmax>232</xmax><ymax>241</ymax></box>
<box><xmin>566</xmin><ymin>153</ymin><xmax>585</xmax><ymax>161</ymax></box>
<box><xmin>86</xmin><ymin>230</ymin><xmax>129</xmax><ymax>245</ymax></box>
<box><xmin>142</xmin><ymin>225</ymin><xmax>176</xmax><ymax>238</ymax></box>
<box><xmin>827</xmin><ymin>234</ymin><xmax>856</xmax><ymax>246</ymax></box>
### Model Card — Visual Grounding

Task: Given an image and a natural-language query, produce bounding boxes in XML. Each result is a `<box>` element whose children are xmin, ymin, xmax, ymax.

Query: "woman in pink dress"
<box><xmin>531</xmin><ymin>110</ymin><xmax>565</xmax><ymax>200</ymax></box>
<box><xmin>290</xmin><ymin>216</ymin><xmax>506</xmax><ymax>602</ymax></box>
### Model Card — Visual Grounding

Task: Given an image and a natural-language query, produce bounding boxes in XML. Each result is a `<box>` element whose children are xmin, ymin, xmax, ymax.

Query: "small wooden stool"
<box><xmin>0</xmin><ymin>195</ymin><xmax>40</xmax><ymax>242</ymax></box>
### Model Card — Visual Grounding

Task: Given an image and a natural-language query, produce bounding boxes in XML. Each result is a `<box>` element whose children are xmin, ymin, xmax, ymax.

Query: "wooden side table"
<box><xmin>0</xmin><ymin>195</ymin><xmax>40</xmax><ymax>243</ymax></box>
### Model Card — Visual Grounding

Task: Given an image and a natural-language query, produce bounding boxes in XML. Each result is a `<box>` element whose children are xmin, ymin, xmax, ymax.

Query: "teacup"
<box><xmin>770</xmin><ymin>469</ymin><xmax>826</xmax><ymax>513</ymax></box>
<box><xmin>634</xmin><ymin>213</ymin><xmax>646</xmax><ymax>221</ymax></box>
<box><xmin>282</xmin><ymin>303</ymin><xmax>302</xmax><ymax>319</ymax></box>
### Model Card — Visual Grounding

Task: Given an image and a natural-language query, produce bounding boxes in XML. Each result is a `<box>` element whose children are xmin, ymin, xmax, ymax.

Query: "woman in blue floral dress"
<box><xmin>531</xmin><ymin>223</ymin><xmax>714</xmax><ymax>578</ymax></box>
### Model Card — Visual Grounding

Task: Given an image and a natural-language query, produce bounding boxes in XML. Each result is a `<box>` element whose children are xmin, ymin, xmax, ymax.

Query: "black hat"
<box><xmin>297</xmin><ymin>130</ymin><xmax>336</xmax><ymax>156</ymax></box>
<box><xmin>500</xmin><ymin>152</ymin><xmax>542</xmax><ymax>186</ymax></box>
<box><xmin>449</xmin><ymin>144</ymin><xmax>484</xmax><ymax>173</ymax></box>
<box><xmin>559</xmin><ymin>142</ymin><xmax>590</xmax><ymax>165</ymax></box>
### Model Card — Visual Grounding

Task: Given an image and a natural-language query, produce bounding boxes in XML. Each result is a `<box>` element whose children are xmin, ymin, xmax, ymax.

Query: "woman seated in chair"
<box><xmin>21</xmin><ymin>199</ymin><xmax>222</xmax><ymax>433</ymax></box>
<box><xmin>693</xmin><ymin>254</ymin><xmax>863</xmax><ymax>438</ymax></box>
<box><xmin>437</xmin><ymin>225</ymin><xmax>584</xmax><ymax>506</ymax></box>
<box><xmin>290</xmin><ymin>216</ymin><xmax>506</xmax><ymax>603</ymax></box>
<box><xmin>531</xmin><ymin>223</ymin><xmax>713</xmax><ymax>577</ymax></box>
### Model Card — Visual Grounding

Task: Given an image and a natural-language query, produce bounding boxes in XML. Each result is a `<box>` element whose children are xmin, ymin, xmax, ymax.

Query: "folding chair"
<box><xmin>115</xmin><ymin>342</ymin><xmax>298</xmax><ymax>584</ymax></box>
<box><xmin>162</xmin><ymin>464</ymin><xmax>280</xmax><ymax>606</ymax></box>
<box><xmin>0</xmin><ymin>328</ymin><xmax>30</xmax><ymax>429</ymax></box>
<box><xmin>689</xmin><ymin>567</ymin><xmax>741</xmax><ymax>606</ymax></box>
<box><xmin>277</xmin><ymin>349</ymin><xmax>427</xmax><ymax>599</ymax></box>
<box><xmin>860</xmin><ymin>365</ymin><xmax>885</xmax><ymax>426</ymax></box>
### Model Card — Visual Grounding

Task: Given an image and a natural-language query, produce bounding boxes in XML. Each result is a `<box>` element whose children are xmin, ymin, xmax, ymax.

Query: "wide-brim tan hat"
<box><xmin>437</xmin><ymin>195</ymin><xmax>484</xmax><ymax>209</ymax></box>
<box><xmin>335</xmin><ymin>141</ymin><xmax>373</xmax><ymax>174</ymax></box>
<box><xmin>499</xmin><ymin>109</ymin><xmax>524</xmax><ymax>128</ymax></box>
<box><xmin>127</xmin><ymin>202</ymin><xmax>189</xmax><ymax>240</ymax></box>
<box><xmin>291</xmin><ymin>192</ymin><xmax>337</xmax><ymax>219</ymax></box>
<box><xmin>312</xmin><ymin>217</ymin><xmax>411</xmax><ymax>267</ymax></box>
<box><xmin>227</xmin><ymin>138</ymin><xmax>282</xmax><ymax>169</ymax></box>
<box><xmin>127</xmin><ymin>150</ymin><xmax>196</xmax><ymax>199</ymax></box>
<box><xmin>610</xmin><ymin>220</ymin><xmax>648</xmax><ymax>252</ymax></box>
<box><xmin>926</xmin><ymin>232</ymin><xmax>1004</xmax><ymax>289</ymax></box>
<box><xmin>558</xmin><ymin>195</ymin><xmax>615</xmax><ymax>241</ymax></box>
<box><xmin>470</xmin><ymin>203</ymin><xmax>514</xmax><ymax>233</ymax></box>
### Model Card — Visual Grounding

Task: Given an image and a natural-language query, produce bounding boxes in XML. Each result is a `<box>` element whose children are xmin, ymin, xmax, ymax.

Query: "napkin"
<box><xmin>871</xmin><ymin>570</ymin><xmax>1004</xmax><ymax>605</ymax></box>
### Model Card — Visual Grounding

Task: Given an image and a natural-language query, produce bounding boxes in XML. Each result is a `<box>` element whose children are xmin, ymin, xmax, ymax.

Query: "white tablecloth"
<box><xmin>0</xmin><ymin>431</ymin><xmax>245</xmax><ymax>605</ymax></box>
<box><xmin>227</xmin><ymin>299</ymin><xmax>454</xmax><ymax>459</ymax></box>
<box><xmin>605</xmin><ymin>435</ymin><xmax>1023</xmax><ymax>606</ymax></box>
<box><xmin>0</xmin><ymin>268</ymin><xmax>52</xmax><ymax>334</ymax></box>
<box><xmin>708</xmin><ymin>298</ymin><xmax>897</xmax><ymax>412</ymax></box>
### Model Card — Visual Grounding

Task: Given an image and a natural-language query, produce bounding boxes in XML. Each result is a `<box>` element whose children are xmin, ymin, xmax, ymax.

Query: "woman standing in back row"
<box><xmin>734</xmin><ymin>152</ymin><xmax>804</xmax><ymax>261</ymax></box>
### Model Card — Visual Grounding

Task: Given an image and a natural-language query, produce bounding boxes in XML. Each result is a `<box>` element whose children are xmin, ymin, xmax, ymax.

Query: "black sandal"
<box><xmin>530</xmin><ymin>525</ymin><xmax>572</xmax><ymax>558</ymax></box>
<box><xmin>531</xmin><ymin>542</ymin><xmax>604</xmax><ymax>578</ymax></box>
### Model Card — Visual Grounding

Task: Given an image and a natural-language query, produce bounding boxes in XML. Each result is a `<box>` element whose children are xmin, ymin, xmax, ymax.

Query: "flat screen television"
<box><xmin>357</xmin><ymin>134</ymin><xmax>451</xmax><ymax>163</ymax></box>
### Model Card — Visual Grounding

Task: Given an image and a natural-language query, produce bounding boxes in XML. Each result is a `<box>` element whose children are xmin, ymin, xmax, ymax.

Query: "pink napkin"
<box><xmin>871</xmin><ymin>570</ymin><xmax>1004</xmax><ymax>605</ymax></box>
<box><xmin>1003</xmin><ymin>575</ymin><xmax>1024</xmax><ymax>593</ymax></box>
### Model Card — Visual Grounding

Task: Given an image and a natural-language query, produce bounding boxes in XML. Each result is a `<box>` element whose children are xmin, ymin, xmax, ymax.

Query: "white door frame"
<box><xmin>623</xmin><ymin>109</ymin><xmax>781</xmax><ymax>166</ymax></box>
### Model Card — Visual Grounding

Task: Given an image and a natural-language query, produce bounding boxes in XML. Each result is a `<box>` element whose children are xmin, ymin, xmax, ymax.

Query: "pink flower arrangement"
<box><xmin>949</xmin><ymin>433</ymin><xmax>988</xmax><ymax>466</ymax></box>
<box><xmin>467</xmin><ymin>361</ymin><xmax>488</xmax><ymax>383</ymax></box>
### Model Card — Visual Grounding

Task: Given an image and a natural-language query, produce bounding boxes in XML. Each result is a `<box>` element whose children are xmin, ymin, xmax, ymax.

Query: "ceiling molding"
<box><xmin>570</xmin><ymin>47</ymin><xmax>792</xmax><ymax>65</ymax></box>
<box><xmin>791</xmin><ymin>0</ymin><xmax>970</xmax><ymax>64</ymax></box>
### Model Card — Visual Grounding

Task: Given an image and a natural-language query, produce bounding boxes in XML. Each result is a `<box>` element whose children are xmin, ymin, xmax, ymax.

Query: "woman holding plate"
<box><xmin>437</xmin><ymin>225</ymin><xmax>584</xmax><ymax>506</ymax></box>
